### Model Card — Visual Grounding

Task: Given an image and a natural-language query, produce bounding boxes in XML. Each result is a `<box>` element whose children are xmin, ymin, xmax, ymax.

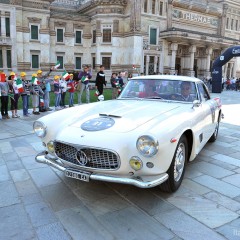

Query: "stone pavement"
<box><xmin>0</xmin><ymin>90</ymin><xmax>240</xmax><ymax>240</ymax></box>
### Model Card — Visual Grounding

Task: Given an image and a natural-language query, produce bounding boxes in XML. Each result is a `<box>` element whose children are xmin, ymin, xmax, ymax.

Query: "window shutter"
<box><xmin>32</xmin><ymin>55</ymin><xmax>39</xmax><ymax>68</ymax></box>
<box><xmin>57</xmin><ymin>29</ymin><xmax>64</xmax><ymax>42</ymax></box>
<box><xmin>150</xmin><ymin>28</ymin><xmax>157</xmax><ymax>45</ymax></box>
<box><xmin>31</xmin><ymin>25</ymin><xmax>38</xmax><ymax>40</ymax></box>
<box><xmin>76</xmin><ymin>31</ymin><xmax>82</xmax><ymax>44</ymax></box>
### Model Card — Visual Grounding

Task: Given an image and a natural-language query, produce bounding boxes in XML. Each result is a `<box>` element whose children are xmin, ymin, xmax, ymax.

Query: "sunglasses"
<box><xmin>182</xmin><ymin>87</ymin><xmax>190</xmax><ymax>90</ymax></box>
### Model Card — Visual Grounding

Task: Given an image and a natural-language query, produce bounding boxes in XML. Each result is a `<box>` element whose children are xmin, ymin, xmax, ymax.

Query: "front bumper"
<box><xmin>35</xmin><ymin>151</ymin><xmax>169</xmax><ymax>188</ymax></box>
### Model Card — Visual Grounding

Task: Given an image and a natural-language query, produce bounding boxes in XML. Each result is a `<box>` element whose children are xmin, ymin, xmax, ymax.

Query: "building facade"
<box><xmin>0</xmin><ymin>0</ymin><xmax>240</xmax><ymax>79</ymax></box>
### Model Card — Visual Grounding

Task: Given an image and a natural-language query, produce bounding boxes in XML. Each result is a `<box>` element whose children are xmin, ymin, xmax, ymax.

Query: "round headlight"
<box><xmin>33</xmin><ymin>121</ymin><xmax>47</xmax><ymax>138</ymax></box>
<box><xmin>136</xmin><ymin>135</ymin><xmax>158</xmax><ymax>157</ymax></box>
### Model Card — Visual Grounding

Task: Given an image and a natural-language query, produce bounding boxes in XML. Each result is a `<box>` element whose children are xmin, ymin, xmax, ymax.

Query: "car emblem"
<box><xmin>75</xmin><ymin>150</ymin><xmax>89</xmax><ymax>166</ymax></box>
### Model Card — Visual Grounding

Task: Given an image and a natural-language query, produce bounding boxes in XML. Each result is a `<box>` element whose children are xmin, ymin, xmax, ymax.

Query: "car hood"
<box><xmin>69</xmin><ymin>100</ymin><xmax>181</xmax><ymax>133</ymax></box>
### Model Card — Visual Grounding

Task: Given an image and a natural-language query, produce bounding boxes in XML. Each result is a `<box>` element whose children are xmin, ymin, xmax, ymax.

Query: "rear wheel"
<box><xmin>208</xmin><ymin>117</ymin><xmax>220</xmax><ymax>143</ymax></box>
<box><xmin>160</xmin><ymin>135</ymin><xmax>188</xmax><ymax>192</ymax></box>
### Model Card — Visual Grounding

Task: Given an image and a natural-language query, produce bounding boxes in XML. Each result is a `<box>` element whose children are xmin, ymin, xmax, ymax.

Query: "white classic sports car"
<box><xmin>34</xmin><ymin>75</ymin><xmax>222</xmax><ymax>192</ymax></box>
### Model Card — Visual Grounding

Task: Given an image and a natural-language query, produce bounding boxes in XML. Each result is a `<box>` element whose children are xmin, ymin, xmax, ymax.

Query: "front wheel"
<box><xmin>160</xmin><ymin>135</ymin><xmax>188</xmax><ymax>192</ymax></box>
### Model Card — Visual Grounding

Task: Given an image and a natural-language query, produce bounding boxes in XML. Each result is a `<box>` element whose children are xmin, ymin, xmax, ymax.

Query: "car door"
<box><xmin>197</xmin><ymin>82</ymin><xmax>215</xmax><ymax>142</ymax></box>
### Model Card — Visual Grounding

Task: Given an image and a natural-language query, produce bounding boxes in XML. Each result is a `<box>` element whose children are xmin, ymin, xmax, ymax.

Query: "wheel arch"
<box><xmin>182</xmin><ymin>129</ymin><xmax>193</xmax><ymax>162</ymax></box>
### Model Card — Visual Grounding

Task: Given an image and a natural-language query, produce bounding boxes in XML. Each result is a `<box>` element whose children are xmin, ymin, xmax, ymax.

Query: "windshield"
<box><xmin>119</xmin><ymin>79</ymin><xmax>198</xmax><ymax>102</ymax></box>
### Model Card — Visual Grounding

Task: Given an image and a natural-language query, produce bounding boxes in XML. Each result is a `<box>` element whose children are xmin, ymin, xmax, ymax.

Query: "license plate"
<box><xmin>65</xmin><ymin>169</ymin><xmax>90</xmax><ymax>182</ymax></box>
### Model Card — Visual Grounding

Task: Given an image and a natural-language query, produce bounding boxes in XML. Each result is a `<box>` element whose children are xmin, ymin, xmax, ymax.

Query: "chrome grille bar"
<box><xmin>54</xmin><ymin>142</ymin><xmax>120</xmax><ymax>170</ymax></box>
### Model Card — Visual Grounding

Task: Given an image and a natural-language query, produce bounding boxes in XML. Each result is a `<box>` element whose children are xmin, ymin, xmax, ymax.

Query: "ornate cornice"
<box><xmin>50</xmin><ymin>31</ymin><xmax>56</xmax><ymax>36</ymax></box>
<box><xmin>78</xmin><ymin>0</ymin><xmax>127</xmax><ymax>13</ymax></box>
<box><xmin>9</xmin><ymin>0</ymin><xmax>52</xmax><ymax>9</ymax></box>
<box><xmin>27</xmin><ymin>17</ymin><xmax>42</xmax><ymax>23</ymax></box>
<box><xmin>172</xmin><ymin>0</ymin><xmax>223</xmax><ymax>16</ymax></box>
<box><xmin>64</xmin><ymin>64</ymin><xmax>75</xmax><ymax>71</ymax></box>
<box><xmin>73</xmin><ymin>23</ymin><xmax>84</xmax><ymax>29</ymax></box>
<box><xmin>39</xmin><ymin>28</ymin><xmax>50</xmax><ymax>34</ymax></box>
<box><xmin>82</xmin><ymin>33</ymin><xmax>92</xmax><ymax>39</ymax></box>
<box><xmin>54</xmin><ymin>21</ymin><xmax>66</xmax><ymax>27</ymax></box>
<box><xmin>16</xmin><ymin>26</ymin><xmax>30</xmax><ymax>33</ymax></box>
<box><xmin>64</xmin><ymin>32</ymin><xmax>74</xmax><ymax>37</ymax></box>
<box><xmin>17</xmin><ymin>62</ymin><xmax>31</xmax><ymax>70</ymax></box>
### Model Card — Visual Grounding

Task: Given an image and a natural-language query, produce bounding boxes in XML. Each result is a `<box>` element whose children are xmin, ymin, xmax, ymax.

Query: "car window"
<box><xmin>120</xmin><ymin>79</ymin><xmax>197</xmax><ymax>102</ymax></box>
<box><xmin>197</xmin><ymin>82</ymin><xmax>210</xmax><ymax>102</ymax></box>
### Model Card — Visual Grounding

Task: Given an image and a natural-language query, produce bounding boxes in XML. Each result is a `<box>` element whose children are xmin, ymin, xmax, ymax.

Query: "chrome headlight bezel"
<box><xmin>136</xmin><ymin>135</ymin><xmax>158</xmax><ymax>157</ymax></box>
<box><xmin>33</xmin><ymin>121</ymin><xmax>47</xmax><ymax>138</ymax></box>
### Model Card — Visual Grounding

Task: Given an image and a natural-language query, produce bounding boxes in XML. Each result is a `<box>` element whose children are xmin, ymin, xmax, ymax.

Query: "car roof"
<box><xmin>131</xmin><ymin>75</ymin><xmax>202</xmax><ymax>83</ymax></box>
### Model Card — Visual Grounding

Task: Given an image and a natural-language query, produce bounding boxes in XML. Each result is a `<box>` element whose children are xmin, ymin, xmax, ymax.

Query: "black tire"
<box><xmin>159</xmin><ymin>135</ymin><xmax>188</xmax><ymax>192</ymax></box>
<box><xmin>208</xmin><ymin>117</ymin><xmax>220</xmax><ymax>143</ymax></box>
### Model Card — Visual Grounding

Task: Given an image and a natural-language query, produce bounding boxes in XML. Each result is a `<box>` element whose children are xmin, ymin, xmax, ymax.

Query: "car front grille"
<box><xmin>54</xmin><ymin>141</ymin><xmax>120</xmax><ymax>170</ymax></box>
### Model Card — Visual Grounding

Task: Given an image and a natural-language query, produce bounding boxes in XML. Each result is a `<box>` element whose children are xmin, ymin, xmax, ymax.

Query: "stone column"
<box><xmin>96</xmin><ymin>20</ymin><xmax>101</xmax><ymax>66</ymax></box>
<box><xmin>159</xmin><ymin>51</ymin><xmax>164</xmax><ymax>74</ymax></box>
<box><xmin>205</xmin><ymin>47</ymin><xmax>213</xmax><ymax>78</ymax></box>
<box><xmin>188</xmin><ymin>45</ymin><xmax>196</xmax><ymax>77</ymax></box>
<box><xmin>219</xmin><ymin>4</ymin><xmax>228</xmax><ymax>36</ymax></box>
<box><xmin>146</xmin><ymin>55</ymin><xmax>150</xmax><ymax>75</ymax></box>
<box><xmin>154</xmin><ymin>55</ymin><xmax>158</xmax><ymax>73</ymax></box>
<box><xmin>223</xmin><ymin>62</ymin><xmax>228</xmax><ymax>79</ymax></box>
<box><xmin>141</xmin><ymin>53</ymin><xmax>144</xmax><ymax>73</ymax></box>
<box><xmin>1</xmin><ymin>12</ymin><xmax>6</xmax><ymax>37</ymax></box>
<box><xmin>2</xmin><ymin>47</ymin><xmax>7</xmax><ymax>69</ymax></box>
<box><xmin>229</xmin><ymin>63</ymin><xmax>233</xmax><ymax>78</ymax></box>
<box><xmin>130</xmin><ymin>0</ymin><xmax>141</xmax><ymax>32</ymax></box>
<box><xmin>170</xmin><ymin>43</ymin><xmax>178</xmax><ymax>75</ymax></box>
<box><xmin>10</xmin><ymin>9</ymin><xmax>17</xmax><ymax>72</ymax></box>
<box><xmin>167</xmin><ymin>0</ymin><xmax>173</xmax><ymax>29</ymax></box>
<box><xmin>232</xmin><ymin>59</ymin><xmax>237</xmax><ymax>78</ymax></box>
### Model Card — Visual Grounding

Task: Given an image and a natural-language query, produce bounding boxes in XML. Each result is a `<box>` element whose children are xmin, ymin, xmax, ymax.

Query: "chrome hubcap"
<box><xmin>174</xmin><ymin>142</ymin><xmax>185</xmax><ymax>182</ymax></box>
<box><xmin>214</xmin><ymin>122</ymin><xmax>219</xmax><ymax>137</ymax></box>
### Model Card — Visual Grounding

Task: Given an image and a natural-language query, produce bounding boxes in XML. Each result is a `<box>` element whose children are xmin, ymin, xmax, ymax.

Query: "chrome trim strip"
<box><xmin>35</xmin><ymin>151</ymin><xmax>169</xmax><ymax>188</ymax></box>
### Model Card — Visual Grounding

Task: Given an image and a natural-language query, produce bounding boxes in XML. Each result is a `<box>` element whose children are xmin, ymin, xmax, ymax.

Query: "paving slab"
<box><xmin>182</xmin><ymin>178</ymin><xmax>211</xmax><ymax>195</ymax></box>
<box><xmin>166</xmin><ymin>193</ymin><xmax>239</xmax><ymax>228</ymax></box>
<box><xmin>0</xmin><ymin>181</ymin><xmax>20</xmax><ymax>207</ymax></box>
<box><xmin>97</xmin><ymin>206</ymin><xmax>174</xmax><ymax>240</ymax></box>
<box><xmin>40</xmin><ymin>182</ymin><xmax>83</xmax><ymax>212</ymax></box>
<box><xmin>216</xmin><ymin>218</ymin><xmax>240</xmax><ymax>240</ymax></box>
<box><xmin>193</xmin><ymin>175</ymin><xmax>240</xmax><ymax>198</ymax></box>
<box><xmin>0</xmin><ymin>164</ymin><xmax>11</xmax><ymax>182</ymax></box>
<box><xmin>36</xmin><ymin>222</ymin><xmax>71</xmax><ymax>240</ymax></box>
<box><xmin>0</xmin><ymin>204</ymin><xmax>36</xmax><ymax>240</ymax></box>
<box><xmin>222</xmin><ymin>174</ymin><xmax>240</xmax><ymax>188</ymax></box>
<box><xmin>25</xmin><ymin>201</ymin><xmax>58</xmax><ymax>227</ymax></box>
<box><xmin>204</xmin><ymin>191</ymin><xmax>240</xmax><ymax>212</ymax></box>
<box><xmin>187</xmin><ymin>161</ymin><xmax>234</xmax><ymax>179</ymax></box>
<box><xmin>154</xmin><ymin>208</ymin><xmax>226</xmax><ymax>240</ymax></box>
<box><xmin>10</xmin><ymin>168</ymin><xmax>30</xmax><ymax>182</ymax></box>
<box><xmin>57</xmin><ymin>206</ymin><xmax>115</xmax><ymax>240</ymax></box>
<box><xmin>211</xmin><ymin>154</ymin><xmax>240</xmax><ymax>167</ymax></box>
<box><xmin>29</xmin><ymin>167</ymin><xmax>61</xmax><ymax>188</ymax></box>
<box><xmin>15</xmin><ymin>179</ymin><xmax>38</xmax><ymax>196</ymax></box>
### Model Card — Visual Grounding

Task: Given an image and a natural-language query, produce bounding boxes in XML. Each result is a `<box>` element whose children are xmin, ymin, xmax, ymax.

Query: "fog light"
<box><xmin>129</xmin><ymin>157</ymin><xmax>143</xmax><ymax>171</ymax></box>
<box><xmin>47</xmin><ymin>141</ymin><xmax>55</xmax><ymax>153</ymax></box>
<box><xmin>146</xmin><ymin>162</ymin><xmax>154</xmax><ymax>168</ymax></box>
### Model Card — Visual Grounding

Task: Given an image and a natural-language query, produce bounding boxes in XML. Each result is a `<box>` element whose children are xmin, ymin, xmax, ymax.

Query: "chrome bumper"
<box><xmin>35</xmin><ymin>151</ymin><xmax>169</xmax><ymax>188</ymax></box>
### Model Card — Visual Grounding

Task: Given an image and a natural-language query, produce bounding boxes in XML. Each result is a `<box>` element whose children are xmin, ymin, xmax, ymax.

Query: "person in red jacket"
<box><xmin>67</xmin><ymin>74</ymin><xmax>75</xmax><ymax>107</ymax></box>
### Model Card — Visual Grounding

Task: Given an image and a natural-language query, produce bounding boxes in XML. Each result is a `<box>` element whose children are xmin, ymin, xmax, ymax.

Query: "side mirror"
<box><xmin>192</xmin><ymin>100</ymin><xmax>201</xmax><ymax>108</ymax></box>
